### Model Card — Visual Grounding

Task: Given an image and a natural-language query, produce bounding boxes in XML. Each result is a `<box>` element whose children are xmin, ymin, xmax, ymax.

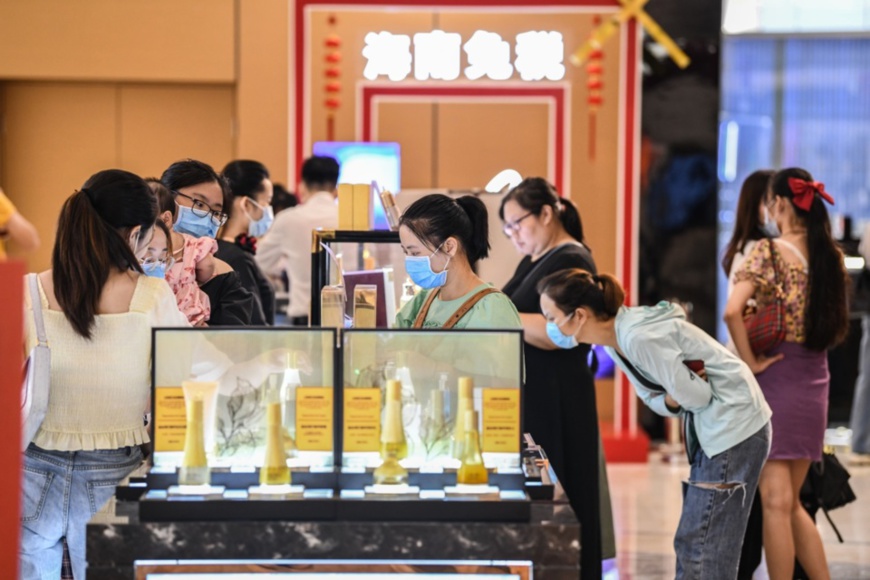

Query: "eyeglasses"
<box><xmin>141</xmin><ymin>256</ymin><xmax>176</xmax><ymax>270</ymax></box>
<box><xmin>173</xmin><ymin>190</ymin><xmax>229</xmax><ymax>226</ymax></box>
<box><xmin>502</xmin><ymin>212</ymin><xmax>534</xmax><ymax>236</ymax></box>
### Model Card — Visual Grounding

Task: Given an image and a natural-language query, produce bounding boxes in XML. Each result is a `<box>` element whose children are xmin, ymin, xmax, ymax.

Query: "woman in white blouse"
<box><xmin>20</xmin><ymin>170</ymin><xmax>189</xmax><ymax>580</ymax></box>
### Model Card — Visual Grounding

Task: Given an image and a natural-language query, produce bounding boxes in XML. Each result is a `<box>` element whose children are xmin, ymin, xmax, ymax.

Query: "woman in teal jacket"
<box><xmin>538</xmin><ymin>268</ymin><xmax>771</xmax><ymax>580</ymax></box>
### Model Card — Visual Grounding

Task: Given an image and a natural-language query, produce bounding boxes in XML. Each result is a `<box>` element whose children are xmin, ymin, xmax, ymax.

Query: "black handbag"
<box><xmin>800</xmin><ymin>451</ymin><xmax>857</xmax><ymax>542</ymax></box>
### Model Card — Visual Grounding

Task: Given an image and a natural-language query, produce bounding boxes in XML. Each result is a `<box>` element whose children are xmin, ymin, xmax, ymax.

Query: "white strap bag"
<box><xmin>21</xmin><ymin>273</ymin><xmax>50</xmax><ymax>452</ymax></box>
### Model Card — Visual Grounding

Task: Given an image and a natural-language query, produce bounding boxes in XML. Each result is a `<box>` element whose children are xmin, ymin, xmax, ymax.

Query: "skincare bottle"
<box><xmin>179</xmin><ymin>392</ymin><xmax>210</xmax><ymax>486</ymax></box>
<box><xmin>380</xmin><ymin>190</ymin><xmax>401</xmax><ymax>231</ymax></box>
<box><xmin>260</xmin><ymin>400</ymin><xmax>291</xmax><ymax>486</ymax></box>
<box><xmin>457</xmin><ymin>410</ymin><xmax>488</xmax><ymax>485</ymax></box>
<box><xmin>280</xmin><ymin>353</ymin><xmax>301</xmax><ymax>455</ymax></box>
<box><xmin>374</xmin><ymin>379</ymin><xmax>409</xmax><ymax>485</ymax></box>
<box><xmin>452</xmin><ymin>377</ymin><xmax>474</xmax><ymax>459</ymax></box>
<box><xmin>353</xmin><ymin>284</ymin><xmax>377</xmax><ymax>328</ymax></box>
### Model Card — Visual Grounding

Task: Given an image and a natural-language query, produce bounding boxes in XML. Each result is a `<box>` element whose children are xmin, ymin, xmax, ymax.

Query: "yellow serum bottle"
<box><xmin>374</xmin><ymin>379</ymin><xmax>409</xmax><ymax>485</ymax></box>
<box><xmin>260</xmin><ymin>401</ymin><xmax>291</xmax><ymax>486</ymax></box>
<box><xmin>452</xmin><ymin>377</ymin><xmax>474</xmax><ymax>459</ymax></box>
<box><xmin>179</xmin><ymin>394</ymin><xmax>210</xmax><ymax>486</ymax></box>
<box><xmin>457</xmin><ymin>410</ymin><xmax>488</xmax><ymax>485</ymax></box>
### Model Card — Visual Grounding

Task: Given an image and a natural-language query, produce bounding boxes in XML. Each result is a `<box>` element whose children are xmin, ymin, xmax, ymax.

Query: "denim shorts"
<box><xmin>674</xmin><ymin>422</ymin><xmax>771</xmax><ymax>580</ymax></box>
<box><xmin>20</xmin><ymin>443</ymin><xmax>143</xmax><ymax>580</ymax></box>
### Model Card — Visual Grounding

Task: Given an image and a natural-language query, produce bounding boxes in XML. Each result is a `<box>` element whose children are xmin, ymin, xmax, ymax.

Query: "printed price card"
<box><xmin>343</xmin><ymin>387</ymin><xmax>381</xmax><ymax>452</ymax></box>
<box><xmin>154</xmin><ymin>387</ymin><xmax>186</xmax><ymax>452</ymax></box>
<box><xmin>482</xmin><ymin>388</ymin><xmax>520</xmax><ymax>453</ymax></box>
<box><xmin>295</xmin><ymin>387</ymin><xmax>334</xmax><ymax>451</ymax></box>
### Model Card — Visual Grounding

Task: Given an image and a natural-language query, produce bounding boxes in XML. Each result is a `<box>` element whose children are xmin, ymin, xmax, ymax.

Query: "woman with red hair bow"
<box><xmin>724</xmin><ymin>167</ymin><xmax>849</xmax><ymax>579</ymax></box>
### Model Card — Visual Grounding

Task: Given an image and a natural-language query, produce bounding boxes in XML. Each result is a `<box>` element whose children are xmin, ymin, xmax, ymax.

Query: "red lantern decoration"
<box><xmin>323</xmin><ymin>14</ymin><xmax>342</xmax><ymax>140</ymax></box>
<box><xmin>586</xmin><ymin>16</ymin><xmax>605</xmax><ymax>160</ymax></box>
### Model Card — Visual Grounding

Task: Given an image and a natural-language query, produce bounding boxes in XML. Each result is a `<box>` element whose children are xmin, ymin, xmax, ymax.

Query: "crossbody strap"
<box><xmin>28</xmin><ymin>274</ymin><xmax>48</xmax><ymax>347</ymax></box>
<box><xmin>412</xmin><ymin>288</ymin><xmax>442</xmax><ymax>328</ymax></box>
<box><xmin>412</xmin><ymin>287</ymin><xmax>500</xmax><ymax>329</ymax></box>
<box><xmin>614</xmin><ymin>351</ymin><xmax>666</xmax><ymax>393</ymax></box>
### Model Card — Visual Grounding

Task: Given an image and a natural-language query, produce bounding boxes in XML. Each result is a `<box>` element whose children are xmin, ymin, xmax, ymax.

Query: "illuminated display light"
<box><xmin>515</xmin><ymin>31</ymin><xmax>566</xmax><ymax>81</ymax></box>
<box><xmin>414</xmin><ymin>30</ymin><xmax>463</xmax><ymax>81</ymax></box>
<box><xmin>464</xmin><ymin>30</ymin><xmax>514</xmax><ymax>81</ymax></box>
<box><xmin>361</xmin><ymin>29</ymin><xmax>564</xmax><ymax>82</ymax></box>
<box><xmin>362</xmin><ymin>32</ymin><xmax>412</xmax><ymax>81</ymax></box>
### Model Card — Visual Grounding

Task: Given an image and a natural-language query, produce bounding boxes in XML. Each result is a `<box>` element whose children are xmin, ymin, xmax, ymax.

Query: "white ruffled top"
<box><xmin>24</xmin><ymin>275</ymin><xmax>188</xmax><ymax>451</ymax></box>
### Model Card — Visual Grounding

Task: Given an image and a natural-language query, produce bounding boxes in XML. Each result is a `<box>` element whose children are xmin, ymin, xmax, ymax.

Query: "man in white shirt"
<box><xmin>256</xmin><ymin>156</ymin><xmax>339</xmax><ymax>324</ymax></box>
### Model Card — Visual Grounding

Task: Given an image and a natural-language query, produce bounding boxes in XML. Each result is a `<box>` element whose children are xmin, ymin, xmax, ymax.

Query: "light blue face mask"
<box><xmin>759</xmin><ymin>206</ymin><xmax>780</xmax><ymax>238</ymax></box>
<box><xmin>247</xmin><ymin>202</ymin><xmax>274</xmax><ymax>238</ymax></box>
<box><xmin>141</xmin><ymin>261</ymin><xmax>167</xmax><ymax>279</ymax></box>
<box><xmin>405</xmin><ymin>243</ymin><xmax>450</xmax><ymax>289</ymax></box>
<box><xmin>173</xmin><ymin>205</ymin><xmax>220</xmax><ymax>239</ymax></box>
<box><xmin>546</xmin><ymin>313</ymin><xmax>579</xmax><ymax>349</ymax></box>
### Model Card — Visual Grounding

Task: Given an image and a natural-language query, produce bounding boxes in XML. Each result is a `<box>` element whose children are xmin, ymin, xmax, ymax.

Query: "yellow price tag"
<box><xmin>296</xmin><ymin>387</ymin><xmax>334</xmax><ymax>451</ymax></box>
<box><xmin>343</xmin><ymin>387</ymin><xmax>382</xmax><ymax>452</ymax></box>
<box><xmin>153</xmin><ymin>386</ymin><xmax>186</xmax><ymax>452</ymax></box>
<box><xmin>482</xmin><ymin>388</ymin><xmax>520</xmax><ymax>453</ymax></box>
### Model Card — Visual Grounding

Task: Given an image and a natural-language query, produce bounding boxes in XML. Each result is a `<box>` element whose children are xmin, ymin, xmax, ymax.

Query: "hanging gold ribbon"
<box><xmin>570</xmin><ymin>0</ymin><xmax>690</xmax><ymax>69</ymax></box>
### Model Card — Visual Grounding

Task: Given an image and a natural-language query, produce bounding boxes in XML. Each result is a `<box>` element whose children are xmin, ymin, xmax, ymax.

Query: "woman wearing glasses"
<box><xmin>499</xmin><ymin>177</ymin><xmax>609</xmax><ymax>580</ymax></box>
<box><xmin>158</xmin><ymin>160</ymin><xmax>261</xmax><ymax>326</ymax></box>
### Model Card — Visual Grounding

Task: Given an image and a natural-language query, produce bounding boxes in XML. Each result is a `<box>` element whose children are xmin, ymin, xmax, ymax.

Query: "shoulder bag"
<box><xmin>744</xmin><ymin>240</ymin><xmax>787</xmax><ymax>355</ymax></box>
<box><xmin>21</xmin><ymin>273</ymin><xmax>51</xmax><ymax>452</ymax></box>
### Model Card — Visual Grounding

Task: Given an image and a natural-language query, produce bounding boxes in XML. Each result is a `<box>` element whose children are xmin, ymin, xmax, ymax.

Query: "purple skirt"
<box><xmin>757</xmin><ymin>341</ymin><xmax>829</xmax><ymax>461</ymax></box>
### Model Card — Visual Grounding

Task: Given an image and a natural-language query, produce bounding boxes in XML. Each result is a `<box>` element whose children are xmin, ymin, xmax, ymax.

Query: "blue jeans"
<box><xmin>20</xmin><ymin>444</ymin><xmax>143</xmax><ymax>580</ymax></box>
<box><xmin>674</xmin><ymin>422</ymin><xmax>771</xmax><ymax>580</ymax></box>
<box><xmin>849</xmin><ymin>316</ymin><xmax>870</xmax><ymax>454</ymax></box>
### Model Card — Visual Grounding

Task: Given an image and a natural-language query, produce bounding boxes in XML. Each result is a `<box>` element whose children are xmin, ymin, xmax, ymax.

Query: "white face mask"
<box><xmin>760</xmin><ymin>205</ymin><xmax>780</xmax><ymax>238</ymax></box>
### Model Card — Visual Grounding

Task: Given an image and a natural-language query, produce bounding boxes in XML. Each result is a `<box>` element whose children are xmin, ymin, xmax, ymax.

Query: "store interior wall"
<box><xmin>0</xmin><ymin>0</ymin><xmax>291</xmax><ymax>271</ymax></box>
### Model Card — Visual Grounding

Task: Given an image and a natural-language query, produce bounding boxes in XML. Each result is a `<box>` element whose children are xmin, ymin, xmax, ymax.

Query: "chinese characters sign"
<box><xmin>362</xmin><ymin>29</ymin><xmax>565</xmax><ymax>82</ymax></box>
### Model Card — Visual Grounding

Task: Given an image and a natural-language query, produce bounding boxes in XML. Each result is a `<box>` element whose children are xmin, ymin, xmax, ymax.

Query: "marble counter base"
<box><xmin>87</xmin><ymin>501</ymin><xmax>580</xmax><ymax>579</ymax></box>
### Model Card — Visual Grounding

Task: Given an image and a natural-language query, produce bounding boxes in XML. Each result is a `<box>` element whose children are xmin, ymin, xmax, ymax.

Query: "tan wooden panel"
<box><xmin>237</xmin><ymin>0</ymin><xmax>290</xmax><ymax>184</ymax></box>
<box><xmin>1</xmin><ymin>82</ymin><xmax>117</xmax><ymax>271</ymax></box>
<box><xmin>436</xmin><ymin>102</ymin><xmax>549</xmax><ymax>190</ymax></box>
<box><xmin>118</xmin><ymin>84</ymin><xmax>235</xmax><ymax>179</ymax></box>
<box><xmin>0</xmin><ymin>0</ymin><xmax>235</xmax><ymax>82</ymax></box>
<box><xmin>375</xmin><ymin>102</ymin><xmax>434</xmax><ymax>190</ymax></box>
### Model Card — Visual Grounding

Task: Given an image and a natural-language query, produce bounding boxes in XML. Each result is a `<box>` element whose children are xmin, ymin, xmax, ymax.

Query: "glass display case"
<box><xmin>340</xmin><ymin>329</ymin><xmax>525</xmax><ymax>493</ymax></box>
<box><xmin>137</xmin><ymin>327</ymin><xmax>528</xmax><ymax>522</ymax></box>
<box><xmin>148</xmin><ymin>327</ymin><xmax>337</xmax><ymax>492</ymax></box>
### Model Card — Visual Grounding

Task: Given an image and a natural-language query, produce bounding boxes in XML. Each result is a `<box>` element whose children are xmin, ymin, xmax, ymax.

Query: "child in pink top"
<box><xmin>165</xmin><ymin>233</ymin><xmax>217</xmax><ymax>326</ymax></box>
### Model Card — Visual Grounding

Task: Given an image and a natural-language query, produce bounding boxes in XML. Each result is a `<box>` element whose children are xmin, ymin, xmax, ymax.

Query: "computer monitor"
<box><xmin>312</xmin><ymin>141</ymin><xmax>401</xmax><ymax>231</ymax></box>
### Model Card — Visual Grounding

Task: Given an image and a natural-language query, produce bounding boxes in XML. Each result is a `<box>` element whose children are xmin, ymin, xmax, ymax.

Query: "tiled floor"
<box><xmin>605</xmin><ymin>452</ymin><xmax>870</xmax><ymax>579</ymax></box>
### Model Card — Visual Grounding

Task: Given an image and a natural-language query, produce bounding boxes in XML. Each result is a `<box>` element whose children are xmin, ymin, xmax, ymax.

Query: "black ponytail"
<box><xmin>769</xmin><ymin>168</ymin><xmax>849</xmax><ymax>351</ymax></box>
<box><xmin>52</xmin><ymin>170</ymin><xmax>156</xmax><ymax>339</ymax></box>
<box><xmin>499</xmin><ymin>177</ymin><xmax>587</xmax><ymax>246</ymax></box>
<box><xmin>400</xmin><ymin>193</ymin><xmax>491</xmax><ymax>264</ymax></box>
<box><xmin>454</xmin><ymin>195</ymin><xmax>490</xmax><ymax>262</ymax></box>
<box><xmin>537</xmin><ymin>269</ymin><xmax>624</xmax><ymax>319</ymax></box>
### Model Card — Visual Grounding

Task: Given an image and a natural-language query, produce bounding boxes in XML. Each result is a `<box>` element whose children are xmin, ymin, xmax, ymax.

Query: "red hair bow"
<box><xmin>787</xmin><ymin>178</ymin><xmax>834</xmax><ymax>211</ymax></box>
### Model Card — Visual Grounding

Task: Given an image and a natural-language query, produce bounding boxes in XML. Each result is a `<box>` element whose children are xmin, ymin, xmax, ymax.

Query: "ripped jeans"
<box><xmin>675</xmin><ymin>422</ymin><xmax>771</xmax><ymax>580</ymax></box>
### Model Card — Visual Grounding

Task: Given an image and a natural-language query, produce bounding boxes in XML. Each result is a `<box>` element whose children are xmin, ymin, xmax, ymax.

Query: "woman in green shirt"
<box><xmin>395</xmin><ymin>194</ymin><xmax>521</xmax><ymax>330</ymax></box>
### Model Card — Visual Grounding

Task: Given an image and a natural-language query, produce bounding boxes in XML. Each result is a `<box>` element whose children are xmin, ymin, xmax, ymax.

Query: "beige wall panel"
<box><xmin>375</xmin><ymin>102</ymin><xmax>434</xmax><ymax>190</ymax></box>
<box><xmin>1</xmin><ymin>82</ymin><xmax>117</xmax><ymax>271</ymax></box>
<box><xmin>0</xmin><ymin>0</ymin><xmax>235</xmax><ymax>82</ymax></box>
<box><xmin>436</xmin><ymin>102</ymin><xmax>549</xmax><ymax>190</ymax></box>
<box><xmin>119</xmin><ymin>85</ymin><xmax>235</xmax><ymax>179</ymax></box>
<box><xmin>237</xmin><ymin>0</ymin><xmax>290</xmax><ymax>185</ymax></box>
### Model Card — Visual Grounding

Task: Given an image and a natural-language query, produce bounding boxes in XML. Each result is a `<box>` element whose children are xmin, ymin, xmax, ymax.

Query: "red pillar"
<box><xmin>0</xmin><ymin>261</ymin><xmax>24</xmax><ymax>576</ymax></box>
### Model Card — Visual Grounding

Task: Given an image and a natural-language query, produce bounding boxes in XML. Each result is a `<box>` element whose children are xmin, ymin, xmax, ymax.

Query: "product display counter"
<box><xmin>85</xmin><ymin>327</ymin><xmax>581</xmax><ymax>578</ymax></box>
<box><xmin>86</xmin><ymin>483</ymin><xmax>579</xmax><ymax>579</ymax></box>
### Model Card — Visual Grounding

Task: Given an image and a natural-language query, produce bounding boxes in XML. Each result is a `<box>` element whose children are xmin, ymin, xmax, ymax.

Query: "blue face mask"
<box><xmin>546</xmin><ymin>313</ymin><xmax>579</xmax><ymax>349</ymax></box>
<box><xmin>247</xmin><ymin>202</ymin><xmax>274</xmax><ymax>238</ymax></box>
<box><xmin>405</xmin><ymin>243</ymin><xmax>450</xmax><ymax>289</ymax></box>
<box><xmin>173</xmin><ymin>205</ymin><xmax>220</xmax><ymax>239</ymax></box>
<box><xmin>141</xmin><ymin>261</ymin><xmax>167</xmax><ymax>279</ymax></box>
